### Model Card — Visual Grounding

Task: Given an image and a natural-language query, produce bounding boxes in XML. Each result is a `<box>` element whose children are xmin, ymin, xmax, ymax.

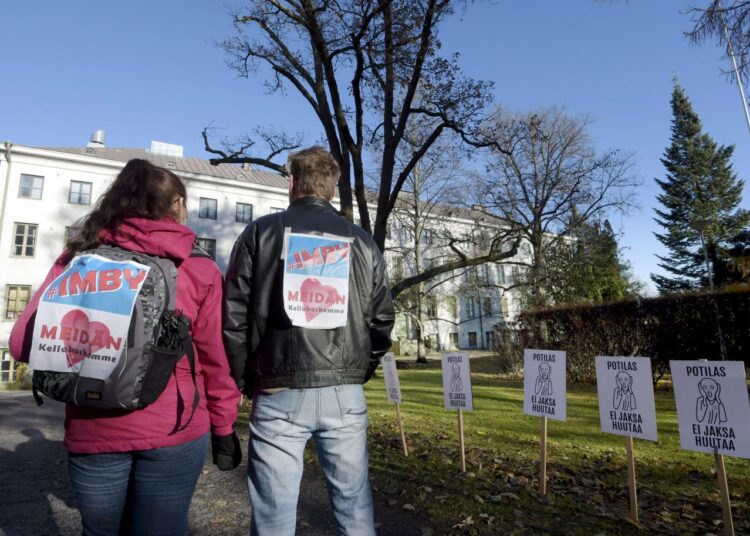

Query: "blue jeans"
<box><xmin>67</xmin><ymin>434</ymin><xmax>209</xmax><ymax>536</ymax></box>
<box><xmin>247</xmin><ymin>385</ymin><xmax>374</xmax><ymax>536</ymax></box>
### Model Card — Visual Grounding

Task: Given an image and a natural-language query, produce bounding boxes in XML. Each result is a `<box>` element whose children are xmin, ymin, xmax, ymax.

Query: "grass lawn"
<box><xmin>362</xmin><ymin>357</ymin><xmax>750</xmax><ymax>535</ymax></box>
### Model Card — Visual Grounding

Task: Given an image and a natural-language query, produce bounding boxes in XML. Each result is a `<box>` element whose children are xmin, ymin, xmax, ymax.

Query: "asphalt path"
<box><xmin>0</xmin><ymin>392</ymin><xmax>428</xmax><ymax>536</ymax></box>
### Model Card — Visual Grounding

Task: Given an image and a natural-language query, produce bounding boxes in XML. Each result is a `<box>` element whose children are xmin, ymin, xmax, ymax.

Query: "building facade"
<box><xmin>0</xmin><ymin>138</ymin><xmax>528</xmax><ymax>384</ymax></box>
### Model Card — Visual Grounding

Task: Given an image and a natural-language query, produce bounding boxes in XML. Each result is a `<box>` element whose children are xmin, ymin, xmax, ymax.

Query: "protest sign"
<box><xmin>524</xmin><ymin>349</ymin><xmax>566</xmax><ymax>495</ymax></box>
<box><xmin>596</xmin><ymin>356</ymin><xmax>658</xmax><ymax>441</ymax></box>
<box><xmin>596</xmin><ymin>356</ymin><xmax>658</xmax><ymax>523</ymax></box>
<box><xmin>670</xmin><ymin>360</ymin><xmax>750</xmax><ymax>458</ymax></box>
<box><xmin>441</xmin><ymin>352</ymin><xmax>473</xmax><ymax>411</ymax></box>
<box><xmin>382</xmin><ymin>353</ymin><xmax>408</xmax><ymax>456</ymax></box>
<box><xmin>29</xmin><ymin>254</ymin><xmax>149</xmax><ymax>380</ymax></box>
<box><xmin>382</xmin><ymin>352</ymin><xmax>402</xmax><ymax>403</ymax></box>
<box><xmin>671</xmin><ymin>360</ymin><xmax>749</xmax><ymax>535</ymax></box>
<box><xmin>282</xmin><ymin>230</ymin><xmax>353</xmax><ymax>329</ymax></box>
<box><xmin>524</xmin><ymin>349</ymin><xmax>567</xmax><ymax>421</ymax></box>
<box><xmin>441</xmin><ymin>352</ymin><xmax>472</xmax><ymax>472</ymax></box>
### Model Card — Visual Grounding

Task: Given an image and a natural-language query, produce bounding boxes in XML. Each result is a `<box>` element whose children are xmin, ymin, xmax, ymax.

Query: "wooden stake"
<box><xmin>395</xmin><ymin>403</ymin><xmax>408</xmax><ymax>457</ymax></box>
<box><xmin>714</xmin><ymin>451</ymin><xmax>735</xmax><ymax>536</ymax></box>
<box><xmin>457</xmin><ymin>409</ymin><xmax>466</xmax><ymax>473</ymax></box>
<box><xmin>540</xmin><ymin>416</ymin><xmax>547</xmax><ymax>495</ymax></box>
<box><xmin>625</xmin><ymin>436</ymin><xmax>638</xmax><ymax>524</ymax></box>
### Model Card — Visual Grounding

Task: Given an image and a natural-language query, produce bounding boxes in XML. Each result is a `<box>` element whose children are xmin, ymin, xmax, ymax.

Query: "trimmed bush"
<box><xmin>496</xmin><ymin>287</ymin><xmax>750</xmax><ymax>382</ymax></box>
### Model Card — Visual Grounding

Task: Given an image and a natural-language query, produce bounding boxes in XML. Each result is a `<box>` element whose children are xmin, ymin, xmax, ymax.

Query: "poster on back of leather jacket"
<box><xmin>282</xmin><ymin>229</ymin><xmax>353</xmax><ymax>329</ymax></box>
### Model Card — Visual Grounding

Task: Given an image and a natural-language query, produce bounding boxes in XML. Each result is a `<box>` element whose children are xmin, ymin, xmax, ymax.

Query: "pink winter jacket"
<box><xmin>9</xmin><ymin>218</ymin><xmax>240</xmax><ymax>454</ymax></box>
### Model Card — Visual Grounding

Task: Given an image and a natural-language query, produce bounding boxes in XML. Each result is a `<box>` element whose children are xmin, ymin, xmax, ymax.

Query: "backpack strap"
<box><xmin>169</xmin><ymin>317</ymin><xmax>200</xmax><ymax>434</ymax></box>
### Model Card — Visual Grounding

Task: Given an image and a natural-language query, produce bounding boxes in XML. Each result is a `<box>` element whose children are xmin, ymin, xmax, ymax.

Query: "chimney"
<box><xmin>242</xmin><ymin>162</ymin><xmax>252</xmax><ymax>170</ymax></box>
<box><xmin>87</xmin><ymin>130</ymin><xmax>106</xmax><ymax>148</ymax></box>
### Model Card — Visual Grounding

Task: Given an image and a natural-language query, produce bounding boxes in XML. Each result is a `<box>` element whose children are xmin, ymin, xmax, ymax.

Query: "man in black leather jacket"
<box><xmin>223</xmin><ymin>146</ymin><xmax>394</xmax><ymax>536</ymax></box>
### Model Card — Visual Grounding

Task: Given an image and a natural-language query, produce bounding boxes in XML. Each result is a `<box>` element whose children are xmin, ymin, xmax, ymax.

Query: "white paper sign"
<box><xmin>524</xmin><ymin>349</ymin><xmax>566</xmax><ymax>421</ymax></box>
<box><xmin>441</xmin><ymin>352</ymin><xmax>473</xmax><ymax>411</ymax></box>
<box><xmin>670</xmin><ymin>360</ymin><xmax>750</xmax><ymax>458</ymax></box>
<box><xmin>381</xmin><ymin>353</ymin><xmax>402</xmax><ymax>404</ymax></box>
<box><xmin>29</xmin><ymin>254</ymin><xmax>149</xmax><ymax>380</ymax></box>
<box><xmin>282</xmin><ymin>230</ymin><xmax>353</xmax><ymax>329</ymax></box>
<box><xmin>595</xmin><ymin>356</ymin><xmax>658</xmax><ymax>441</ymax></box>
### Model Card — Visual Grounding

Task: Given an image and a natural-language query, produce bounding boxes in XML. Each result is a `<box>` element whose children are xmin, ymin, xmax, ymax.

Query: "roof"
<box><xmin>41</xmin><ymin>146</ymin><xmax>288</xmax><ymax>190</ymax></box>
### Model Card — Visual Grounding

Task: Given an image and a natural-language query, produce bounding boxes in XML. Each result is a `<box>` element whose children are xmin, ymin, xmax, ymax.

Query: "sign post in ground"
<box><xmin>595</xmin><ymin>356</ymin><xmax>658</xmax><ymax>524</ymax></box>
<box><xmin>670</xmin><ymin>360</ymin><xmax>750</xmax><ymax>536</ymax></box>
<box><xmin>381</xmin><ymin>352</ymin><xmax>408</xmax><ymax>456</ymax></box>
<box><xmin>523</xmin><ymin>349</ymin><xmax>566</xmax><ymax>495</ymax></box>
<box><xmin>441</xmin><ymin>352</ymin><xmax>473</xmax><ymax>473</ymax></box>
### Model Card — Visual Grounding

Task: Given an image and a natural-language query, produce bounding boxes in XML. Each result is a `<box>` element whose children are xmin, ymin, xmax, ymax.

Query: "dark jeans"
<box><xmin>68</xmin><ymin>434</ymin><xmax>209</xmax><ymax>536</ymax></box>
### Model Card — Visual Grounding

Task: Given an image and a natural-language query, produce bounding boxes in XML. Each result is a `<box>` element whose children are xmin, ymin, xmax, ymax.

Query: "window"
<box><xmin>5</xmin><ymin>285</ymin><xmax>31</xmax><ymax>320</ymax></box>
<box><xmin>511</xmin><ymin>266</ymin><xmax>522</xmax><ymax>284</ymax></box>
<box><xmin>68</xmin><ymin>181</ymin><xmax>92</xmax><ymax>205</ymax></box>
<box><xmin>482</xmin><ymin>296</ymin><xmax>493</xmax><ymax>316</ymax></box>
<box><xmin>392</xmin><ymin>258</ymin><xmax>405</xmax><ymax>281</ymax></box>
<box><xmin>422</xmin><ymin>229</ymin><xmax>434</xmax><ymax>245</ymax></box>
<box><xmin>386</xmin><ymin>224</ymin><xmax>392</xmax><ymax>240</ymax></box>
<box><xmin>501</xmin><ymin>295</ymin><xmax>510</xmax><ymax>316</ymax></box>
<box><xmin>199</xmin><ymin>198</ymin><xmax>218</xmax><ymax>219</ymax></box>
<box><xmin>522</xmin><ymin>243</ymin><xmax>532</xmax><ymax>256</ymax></box>
<box><xmin>19</xmin><ymin>174</ymin><xmax>44</xmax><ymax>199</ymax></box>
<box><xmin>465</xmin><ymin>298</ymin><xmax>475</xmax><ymax>319</ymax></box>
<box><xmin>468</xmin><ymin>332</ymin><xmax>478</xmax><ymax>349</ymax></box>
<box><xmin>1</xmin><ymin>350</ymin><xmax>16</xmax><ymax>383</ymax></box>
<box><xmin>449</xmin><ymin>333</ymin><xmax>458</xmax><ymax>348</ymax></box>
<box><xmin>486</xmin><ymin>331</ymin><xmax>493</xmax><ymax>349</ymax></box>
<box><xmin>64</xmin><ymin>226</ymin><xmax>80</xmax><ymax>246</ymax></box>
<box><xmin>425</xmin><ymin>297</ymin><xmax>438</xmax><ymax>318</ymax></box>
<box><xmin>446</xmin><ymin>296</ymin><xmax>458</xmax><ymax>319</ymax></box>
<box><xmin>482</xmin><ymin>264</ymin><xmax>491</xmax><ymax>284</ymax></box>
<box><xmin>13</xmin><ymin>223</ymin><xmax>37</xmax><ymax>257</ymax></box>
<box><xmin>196</xmin><ymin>238</ymin><xmax>216</xmax><ymax>260</ymax></box>
<box><xmin>270</xmin><ymin>207</ymin><xmax>285</xmax><ymax>214</ymax></box>
<box><xmin>236</xmin><ymin>203</ymin><xmax>253</xmax><ymax>223</ymax></box>
<box><xmin>498</xmin><ymin>265</ymin><xmax>507</xmax><ymax>285</ymax></box>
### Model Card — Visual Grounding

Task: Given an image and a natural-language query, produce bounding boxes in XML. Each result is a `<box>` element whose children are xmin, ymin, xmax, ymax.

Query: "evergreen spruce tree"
<box><xmin>652</xmin><ymin>82</ymin><xmax>750</xmax><ymax>293</ymax></box>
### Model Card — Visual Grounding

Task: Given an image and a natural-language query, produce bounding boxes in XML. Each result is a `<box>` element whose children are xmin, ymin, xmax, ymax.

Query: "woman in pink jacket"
<box><xmin>10</xmin><ymin>159</ymin><xmax>241</xmax><ymax>536</ymax></box>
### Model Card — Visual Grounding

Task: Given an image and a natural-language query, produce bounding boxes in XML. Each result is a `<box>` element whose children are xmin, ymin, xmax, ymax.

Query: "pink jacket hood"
<box><xmin>99</xmin><ymin>218</ymin><xmax>195</xmax><ymax>261</ymax></box>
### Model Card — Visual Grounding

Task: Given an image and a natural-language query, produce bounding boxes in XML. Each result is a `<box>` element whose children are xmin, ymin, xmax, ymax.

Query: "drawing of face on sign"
<box><xmin>450</xmin><ymin>363</ymin><xmax>463</xmax><ymax>392</ymax></box>
<box><xmin>696</xmin><ymin>378</ymin><xmax>727</xmax><ymax>425</ymax></box>
<box><xmin>613</xmin><ymin>371</ymin><xmax>637</xmax><ymax>411</ymax></box>
<box><xmin>535</xmin><ymin>362</ymin><xmax>552</xmax><ymax>396</ymax></box>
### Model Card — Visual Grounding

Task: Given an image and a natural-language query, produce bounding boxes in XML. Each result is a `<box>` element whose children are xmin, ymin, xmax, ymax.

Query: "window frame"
<box><xmin>196</xmin><ymin>237</ymin><xmax>217</xmax><ymax>260</ymax></box>
<box><xmin>1</xmin><ymin>349</ymin><xmax>16</xmax><ymax>383</ymax></box>
<box><xmin>199</xmin><ymin>197</ymin><xmax>218</xmax><ymax>220</ymax></box>
<box><xmin>18</xmin><ymin>174</ymin><xmax>44</xmax><ymax>199</ymax></box>
<box><xmin>68</xmin><ymin>180</ymin><xmax>93</xmax><ymax>205</ymax></box>
<box><xmin>12</xmin><ymin>222</ymin><xmax>38</xmax><ymax>257</ymax></box>
<box><xmin>468</xmin><ymin>332</ymin><xmax>478</xmax><ymax>349</ymax></box>
<box><xmin>235</xmin><ymin>202</ymin><xmax>253</xmax><ymax>223</ymax></box>
<box><xmin>4</xmin><ymin>284</ymin><xmax>31</xmax><ymax>321</ymax></box>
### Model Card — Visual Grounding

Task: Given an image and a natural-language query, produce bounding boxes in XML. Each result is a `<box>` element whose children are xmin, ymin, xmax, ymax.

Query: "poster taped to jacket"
<box><xmin>282</xmin><ymin>230</ymin><xmax>353</xmax><ymax>329</ymax></box>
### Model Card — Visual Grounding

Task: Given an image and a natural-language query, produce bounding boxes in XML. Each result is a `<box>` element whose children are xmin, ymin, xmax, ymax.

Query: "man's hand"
<box><xmin>211</xmin><ymin>432</ymin><xmax>242</xmax><ymax>471</ymax></box>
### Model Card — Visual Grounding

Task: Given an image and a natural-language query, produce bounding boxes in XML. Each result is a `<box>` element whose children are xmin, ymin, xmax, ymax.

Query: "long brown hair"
<box><xmin>67</xmin><ymin>158</ymin><xmax>187</xmax><ymax>253</ymax></box>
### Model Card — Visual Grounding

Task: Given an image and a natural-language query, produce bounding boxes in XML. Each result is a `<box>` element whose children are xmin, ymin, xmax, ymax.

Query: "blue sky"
<box><xmin>3</xmin><ymin>0</ymin><xmax>748</xmax><ymax>292</ymax></box>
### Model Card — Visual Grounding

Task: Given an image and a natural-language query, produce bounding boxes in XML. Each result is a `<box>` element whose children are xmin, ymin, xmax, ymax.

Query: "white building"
<box><xmin>0</xmin><ymin>135</ymin><xmax>529</xmax><ymax>385</ymax></box>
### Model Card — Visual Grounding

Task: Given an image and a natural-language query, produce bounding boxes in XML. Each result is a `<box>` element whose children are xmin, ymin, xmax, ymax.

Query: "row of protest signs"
<box><xmin>380</xmin><ymin>350</ymin><xmax>750</xmax><ymax>532</ymax></box>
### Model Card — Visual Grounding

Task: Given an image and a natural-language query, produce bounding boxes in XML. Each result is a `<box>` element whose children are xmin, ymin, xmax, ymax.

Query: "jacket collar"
<box><xmin>289</xmin><ymin>196</ymin><xmax>334</xmax><ymax>210</ymax></box>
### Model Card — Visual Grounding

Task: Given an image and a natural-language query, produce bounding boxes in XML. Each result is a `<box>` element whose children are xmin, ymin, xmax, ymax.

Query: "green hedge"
<box><xmin>508</xmin><ymin>287</ymin><xmax>750</xmax><ymax>382</ymax></box>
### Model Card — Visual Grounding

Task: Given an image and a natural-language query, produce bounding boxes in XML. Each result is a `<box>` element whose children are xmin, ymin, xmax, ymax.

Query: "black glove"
<box><xmin>211</xmin><ymin>432</ymin><xmax>242</xmax><ymax>471</ymax></box>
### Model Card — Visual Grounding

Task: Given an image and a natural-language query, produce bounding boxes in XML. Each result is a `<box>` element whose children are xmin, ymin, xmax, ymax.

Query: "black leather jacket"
<box><xmin>223</xmin><ymin>196</ymin><xmax>395</xmax><ymax>394</ymax></box>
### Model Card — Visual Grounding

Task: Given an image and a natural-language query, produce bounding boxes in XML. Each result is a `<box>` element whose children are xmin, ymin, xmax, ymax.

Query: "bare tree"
<box><xmin>475</xmin><ymin>107</ymin><xmax>639</xmax><ymax>307</ymax></box>
<box><xmin>687</xmin><ymin>1</ymin><xmax>750</xmax><ymax>84</ymax></box>
<box><xmin>204</xmin><ymin>0</ymin><xmax>513</xmax><ymax>279</ymax></box>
